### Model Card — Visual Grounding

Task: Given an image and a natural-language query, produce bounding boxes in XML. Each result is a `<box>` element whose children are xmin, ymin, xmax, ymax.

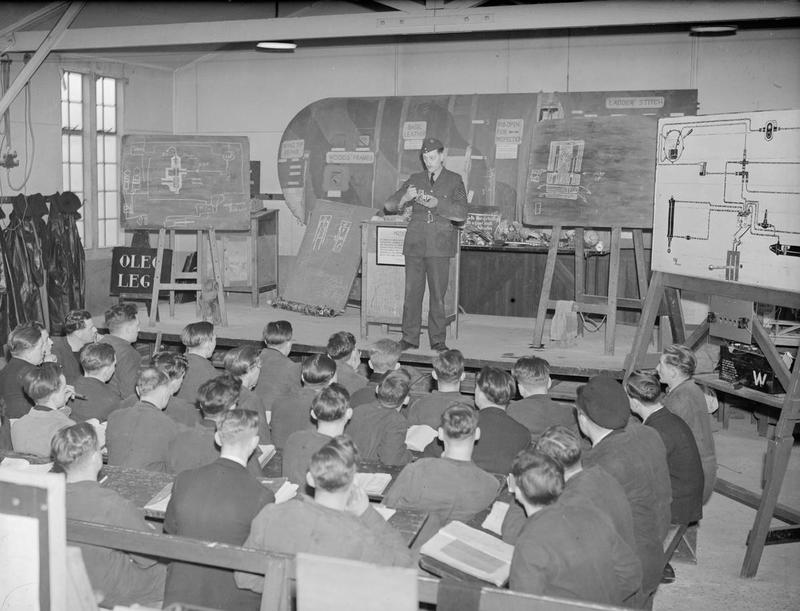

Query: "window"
<box><xmin>60</xmin><ymin>71</ymin><xmax>121</xmax><ymax>248</ymax></box>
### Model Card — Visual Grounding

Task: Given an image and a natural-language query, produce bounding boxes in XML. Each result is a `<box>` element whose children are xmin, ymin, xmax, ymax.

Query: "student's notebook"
<box><xmin>354</xmin><ymin>472</ymin><xmax>392</xmax><ymax>497</ymax></box>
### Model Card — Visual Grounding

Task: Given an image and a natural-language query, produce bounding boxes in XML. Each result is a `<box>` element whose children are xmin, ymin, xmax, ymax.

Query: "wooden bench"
<box><xmin>67</xmin><ymin>519</ymin><xmax>628</xmax><ymax>611</ymax></box>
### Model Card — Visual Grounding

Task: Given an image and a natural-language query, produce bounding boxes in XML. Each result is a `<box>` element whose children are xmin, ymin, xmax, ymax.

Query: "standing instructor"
<box><xmin>384</xmin><ymin>137</ymin><xmax>467</xmax><ymax>352</ymax></box>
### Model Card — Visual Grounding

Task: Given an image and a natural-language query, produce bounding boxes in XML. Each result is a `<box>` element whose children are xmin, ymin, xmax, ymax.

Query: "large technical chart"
<box><xmin>652</xmin><ymin>109</ymin><xmax>800</xmax><ymax>292</ymax></box>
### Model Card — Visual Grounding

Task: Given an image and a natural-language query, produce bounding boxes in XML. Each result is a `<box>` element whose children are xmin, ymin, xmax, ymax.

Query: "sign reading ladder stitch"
<box><xmin>120</xmin><ymin>135</ymin><xmax>251</xmax><ymax>231</ymax></box>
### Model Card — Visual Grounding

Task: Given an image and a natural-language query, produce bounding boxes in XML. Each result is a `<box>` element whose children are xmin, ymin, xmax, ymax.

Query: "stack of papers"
<box><xmin>420</xmin><ymin>521</ymin><xmax>514</xmax><ymax>587</ymax></box>
<box><xmin>354</xmin><ymin>472</ymin><xmax>392</xmax><ymax>496</ymax></box>
<box><xmin>405</xmin><ymin>425</ymin><xmax>438</xmax><ymax>452</ymax></box>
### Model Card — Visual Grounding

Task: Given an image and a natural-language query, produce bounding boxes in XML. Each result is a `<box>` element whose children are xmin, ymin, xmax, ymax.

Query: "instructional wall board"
<box><xmin>651</xmin><ymin>109</ymin><xmax>800</xmax><ymax>292</ymax></box>
<box><xmin>121</xmin><ymin>135</ymin><xmax>251</xmax><ymax>230</ymax></box>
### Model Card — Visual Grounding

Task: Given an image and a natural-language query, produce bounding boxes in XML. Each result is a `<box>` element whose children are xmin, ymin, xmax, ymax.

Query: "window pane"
<box><xmin>103</xmin><ymin>107</ymin><xmax>116</xmax><ymax>133</ymax></box>
<box><xmin>96</xmin><ymin>134</ymin><xmax>105</xmax><ymax>163</ymax></box>
<box><xmin>104</xmin><ymin>219</ymin><xmax>119</xmax><ymax>247</ymax></box>
<box><xmin>68</xmin><ymin>72</ymin><xmax>82</xmax><ymax>102</ymax></box>
<box><xmin>105</xmin><ymin>164</ymin><xmax>117</xmax><ymax>192</ymax></box>
<box><xmin>104</xmin><ymin>136</ymin><xmax>116</xmax><ymax>162</ymax></box>
<box><xmin>96</xmin><ymin>191</ymin><xmax>105</xmax><ymax>214</ymax></box>
<box><xmin>105</xmin><ymin>191</ymin><xmax>118</xmax><ymax>218</ymax></box>
<box><xmin>76</xmin><ymin>218</ymin><xmax>84</xmax><ymax>242</ymax></box>
<box><xmin>96</xmin><ymin>104</ymin><xmax>104</xmax><ymax>131</ymax></box>
<box><xmin>103</xmin><ymin>78</ymin><xmax>115</xmax><ymax>106</ymax></box>
<box><xmin>69</xmin><ymin>165</ymin><xmax>83</xmax><ymax>192</ymax></box>
<box><xmin>95</xmin><ymin>77</ymin><xmax>103</xmax><ymax>105</ymax></box>
<box><xmin>61</xmin><ymin>101</ymin><xmax>69</xmax><ymax>128</ymax></box>
<box><xmin>69</xmin><ymin>102</ymin><xmax>82</xmax><ymax>129</ymax></box>
<box><xmin>62</xmin><ymin>136</ymin><xmax>69</xmax><ymax>162</ymax></box>
<box><xmin>69</xmin><ymin>135</ymin><xmax>82</xmax><ymax>162</ymax></box>
<box><xmin>62</xmin><ymin>164</ymin><xmax>70</xmax><ymax>188</ymax></box>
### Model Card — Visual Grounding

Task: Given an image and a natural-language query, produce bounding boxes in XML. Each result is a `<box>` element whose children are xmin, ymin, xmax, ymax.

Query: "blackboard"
<box><xmin>523</xmin><ymin>115</ymin><xmax>657</xmax><ymax>228</ymax></box>
<box><xmin>110</xmin><ymin>247</ymin><xmax>172</xmax><ymax>295</ymax></box>
<box><xmin>281</xmin><ymin>200</ymin><xmax>376</xmax><ymax>312</ymax></box>
<box><xmin>120</xmin><ymin>134</ymin><xmax>251</xmax><ymax>230</ymax></box>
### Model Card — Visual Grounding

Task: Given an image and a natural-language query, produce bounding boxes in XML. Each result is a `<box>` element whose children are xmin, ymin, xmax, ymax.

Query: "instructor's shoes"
<box><xmin>661</xmin><ymin>563</ymin><xmax>676</xmax><ymax>584</ymax></box>
<box><xmin>430</xmin><ymin>343</ymin><xmax>450</xmax><ymax>352</ymax></box>
<box><xmin>399</xmin><ymin>340</ymin><xmax>419</xmax><ymax>351</ymax></box>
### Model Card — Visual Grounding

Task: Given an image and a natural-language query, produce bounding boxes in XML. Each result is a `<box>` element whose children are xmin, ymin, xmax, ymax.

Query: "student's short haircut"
<box><xmin>368</xmin><ymin>339</ymin><xmax>403</xmax><ymax>371</ymax></box>
<box><xmin>376</xmin><ymin>369</ymin><xmax>411</xmax><ymax>407</ymax></box>
<box><xmin>512</xmin><ymin>356</ymin><xmax>550</xmax><ymax>387</ymax></box>
<box><xmin>477</xmin><ymin>366</ymin><xmax>515</xmax><ymax>407</ymax></box>
<box><xmin>263</xmin><ymin>320</ymin><xmax>293</xmax><ymax>346</ymax></box>
<box><xmin>181</xmin><ymin>321</ymin><xmax>215</xmax><ymax>348</ymax></box>
<box><xmin>661</xmin><ymin>344</ymin><xmax>697</xmax><ymax>377</ymax></box>
<box><xmin>151</xmin><ymin>351</ymin><xmax>188</xmax><ymax>381</ymax></box>
<box><xmin>301</xmin><ymin>354</ymin><xmax>337</xmax><ymax>386</ymax></box>
<box><xmin>217</xmin><ymin>408</ymin><xmax>260</xmax><ymax>445</ymax></box>
<box><xmin>7</xmin><ymin>321</ymin><xmax>46</xmax><ymax>355</ymax></box>
<box><xmin>327</xmin><ymin>331</ymin><xmax>357</xmax><ymax>361</ymax></box>
<box><xmin>536</xmin><ymin>425</ymin><xmax>582</xmax><ymax>470</ymax></box>
<box><xmin>23</xmin><ymin>363</ymin><xmax>65</xmax><ymax>402</ymax></box>
<box><xmin>104</xmin><ymin>303</ymin><xmax>138</xmax><ymax>332</ymax></box>
<box><xmin>624</xmin><ymin>370</ymin><xmax>664</xmax><ymax>405</ymax></box>
<box><xmin>136</xmin><ymin>367</ymin><xmax>170</xmax><ymax>395</ymax></box>
<box><xmin>51</xmin><ymin>422</ymin><xmax>98</xmax><ymax>472</ymax></box>
<box><xmin>64</xmin><ymin>310</ymin><xmax>92</xmax><ymax>335</ymax></box>
<box><xmin>433</xmin><ymin>349</ymin><xmax>464</xmax><ymax>383</ymax></box>
<box><xmin>309</xmin><ymin>435</ymin><xmax>359</xmax><ymax>492</ymax></box>
<box><xmin>440</xmin><ymin>402</ymin><xmax>478</xmax><ymax>439</ymax></box>
<box><xmin>223</xmin><ymin>345</ymin><xmax>261</xmax><ymax>379</ymax></box>
<box><xmin>197</xmin><ymin>375</ymin><xmax>241</xmax><ymax>417</ymax></box>
<box><xmin>311</xmin><ymin>383</ymin><xmax>350</xmax><ymax>421</ymax></box>
<box><xmin>79</xmin><ymin>342</ymin><xmax>116</xmax><ymax>373</ymax></box>
<box><xmin>511</xmin><ymin>448</ymin><xmax>564</xmax><ymax>506</ymax></box>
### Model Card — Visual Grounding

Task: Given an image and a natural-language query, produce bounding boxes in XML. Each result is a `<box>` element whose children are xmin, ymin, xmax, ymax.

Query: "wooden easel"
<box><xmin>531</xmin><ymin>225</ymin><xmax>649</xmax><ymax>355</ymax></box>
<box><xmin>148</xmin><ymin>227</ymin><xmax>228</xmax><ymax>326</ymax></box>
<box><xmin>626</xmin><ymin>271</ymin><xmax>800</xmax><ymax>577</ymax></box>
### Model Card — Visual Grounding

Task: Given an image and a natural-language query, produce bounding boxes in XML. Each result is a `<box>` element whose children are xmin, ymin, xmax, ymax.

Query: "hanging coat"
<box><xmin>3</xmin><ymin>193</ymin><xmax>47</xmax><ymax>325</ymax></box>
<box><xmin>46</xmin><ymin>192</ymin><xmax>86</xmax><ymax>333</ymax></box>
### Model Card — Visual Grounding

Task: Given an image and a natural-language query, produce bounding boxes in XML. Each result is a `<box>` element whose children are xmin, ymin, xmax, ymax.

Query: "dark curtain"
<box><xmin>45</xmin><ymin>192</ymin><xmax>85</xmax><ymax>334</ymax></box>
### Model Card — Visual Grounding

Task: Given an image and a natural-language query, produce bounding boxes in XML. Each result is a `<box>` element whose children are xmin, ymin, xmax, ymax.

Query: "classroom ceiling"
<box><xmin>1</xmin><ymin>1</ymin><xmax>799</xmax><ymax>69</ymax></box>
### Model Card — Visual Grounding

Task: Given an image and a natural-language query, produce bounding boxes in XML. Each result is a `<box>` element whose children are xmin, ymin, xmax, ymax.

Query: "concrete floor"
<box><xmin>654</xmin><ymin>415</ymin><xmax>800</xmax><ymax>611</ymax></box>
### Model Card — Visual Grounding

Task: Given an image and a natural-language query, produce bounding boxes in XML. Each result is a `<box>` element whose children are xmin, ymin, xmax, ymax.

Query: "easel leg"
<box><xmin>169</xmin><ymin>229</ymin><xmax>176</xmax><ymax>317</ymax></box>
<box><xmin>575</xmin><ymin>228</ymin><xmax>585</xmax><ymax>337</ymax></box>
<box><xmin>532</xmin><ymin>224</ymin><xmax>561</xmax><ymax>348</ymax></box>
<box><xmin>149</xmin><ymin>228</ymin><xmax>167</xmax><ymax>326</ymax></box>
<box><xmin>207</xmin><ymin>228</ymin><xmax>228</xmax><ymax>326</ymax></box>
<box><xmin>625</xmin><ymin>271</ymin><xmax>667</xmax><ymax>377</ymax></box>
<box><xmin>605</xmin><ymin>227</ymin><xmax>621</xmax><ymax>355</ymax></box>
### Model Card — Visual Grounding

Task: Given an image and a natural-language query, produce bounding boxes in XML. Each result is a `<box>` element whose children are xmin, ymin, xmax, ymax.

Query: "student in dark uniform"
<box><xmin>350</xmin><ymin>338</ymin><xmax>427</xmax><ymax>407</ymax></box>
<box><xmin>99</xmin><ymin>303</ymin><xmax>142</xmax><ymax>401</ymax></box>
<box><xmin>0</xmin><ymin>321</ymin><xmax>52</xmax><ymax>419</ymax></box>
<box><xmin>71</xmin><ymin>342</ymin><xmax>119</xmax><ymax>422</ymax></box>
<box><xmin>164</xmin><ymin>409</ymin><xmax>274</xmax><ymax>610</ymax></box>
<box><xmin>384</xmin><ymin>136</ymin><xmax>467</xmax><ymax>352</ymax></box>
<box><xmin>50</xmin><ymin>309</ymin><xmax>98</xmax><ymax>384</ymax></box>
<box><xmin>406</xmin><ymin>349</ymin><xmax>466</xmax><ymax>428</ymax></box>
<box><xmin>326</xmin><ymin>331</ymin><xmax>367</xmax><ymax>395</ymax></box>
<box><xmin>508</xmin><ymin>449</ymin><xmax>642</xmax><ymax>606</ymax></box>
<box><xmin>254</xmin><ymin>320</ymin><xmax>301</xmax><ymax>411</ymax></box>
<box><xmin>175</xmin><ymin>321</ymin><xmax>218</xmax><ymax>404</ymax></box>
<box><xmin>224</xmin><ymin>345</ymin><xmax>270</xmax><ymax>443</ymax></box>
<box><xmin>54</xmin><ymin>423</ymin><xmax>166</xmax><ymax>608</ymax></box>
<box><xmin>151</xmin><ymin>351</ymin><xmax>200</xmax><ymax>427</ymax></box>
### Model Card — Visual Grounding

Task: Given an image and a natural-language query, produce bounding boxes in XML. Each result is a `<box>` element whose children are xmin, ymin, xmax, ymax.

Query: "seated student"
<box><xmin>54</xmin><ymin>423</ymin><xmax>166</xmax><ymax>608</ymax></box>
<box><xmin>384</xmin><ymin>402</ymin><xmax>500</xmax><ymax>534</ymax></box>
<box><xmin>254</xmin><ymin>320</ymin><xmax>301</xmax><ymax>410</ymax></box>
<box><xmin>508</xmin><ymin>356</ymin><xmax>578</xmax><ymax>440</ymax></box>
<box><xmin>50</xmin><ymin>309</ymin><xmax>99</xmax><ymax>384</ymax></box>
<box><xmin>283</xmin><ymin>383</ymin><xmax>352</xmax><ymax>487</ymax></box>
<box><xmin>578</xmin><ymin>375</ymin><xmax>671</xmax><ymax>606</ymax></box>
<box><xmin>11</xmin><ymin>362</ymin><xmax>76</xmax><ymax>456</ymax></box>
<box><xmin>349</xmin><ymin>338</ymin><xmax>403</xmax><ymax>407</ymax></box>
<box><xmin>627</xmin><ymin>371</ymin><xmax>704</xmax><ymax>584</ymax></box>
<box><xmin>0</xmin><ymin>321</ymin><xmax>52</xmax><ymax>420</ymax></box>
<box><xmin>223</xmin><ymin>345</ymin><xmax>270</xmax><ymax>443</ymax></box>
<box><xmin>106</xmin><ymin>367</ymin><xmax>179</xmax><ymax>472</ymax></box>
<box><xmin>326</xmin><ymin>331</ymin><xmax>368</xmax><ymax>394</ymax></box>
<box><xmin>164</xmin><ymin>409</ymin><xmax>274</xmax><ymax>610</ymax></box>
<box><xmin>236</xmin><ymin>435</ymin><xmax>414</xmax><ymax>597</ymax></box>
<box><xmin>657</xmin><ymin>344</ymin><xmax>717</xmax><ymax>503</ymax></box>
<box><xmin>167</xmin><ymin>375</ymin><xmax>260</xmax><ymax>476</ymax></box>
<box><xmin>406</xmin><ymin>349</ymin><xmax>466</xmax><ymax>427</ymax></box>
<box><xmin>175</xmin><ymin>321</ymin><xmax>218</xmax><ymax>404</ymax></box>
<box><xmin>71</xmin><ymin>342</ymin><xmax>120</xmax><ymax>422</ymax></box>
<box><xmin>502</xmin><ymin>425</ymin><xmax>637</xmax><ymax>557</ymax></box>
<box><xmin>271</xmin><ymin>353</ymin><xmax>337</xmax><ymax>449</ymax></box>
<box><xmin>346</xmin><ymin>369</ymin><xmax>413</xmax><ymax>466</ymax></box>
<box><xmin>152</xmin><ymin>351</ymin><xmax>200</xmax><ymax>427</ymax></box>
<box><xmin>99</xmin><ymin>303</ymin><xmax>142</xmax><ymax>400</ymax></box>
<box><xmin>508</xmin><ymin>449</ymin><xmax>642</xmax><ymax>606</ymax></box>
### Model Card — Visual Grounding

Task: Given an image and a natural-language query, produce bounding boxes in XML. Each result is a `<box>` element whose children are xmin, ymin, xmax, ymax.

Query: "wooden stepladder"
<box><xmin>148</xmin><ymin>227</ymin><xmax>228</xmax><ymax>326</ymax></box>
<box><xmin>627</xmin><ymin>271</ymin><xmax>800</xmax><ymax>577</ymax></box>
<box><xmin>532</xmin><ymin>225</ymin><xmax>649</xmax><ymax>355</ymax></box>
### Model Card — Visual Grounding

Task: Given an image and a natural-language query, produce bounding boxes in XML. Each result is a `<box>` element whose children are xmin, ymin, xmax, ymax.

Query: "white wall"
<box><xmin>172</xmin><ymin>27</ymin><xmax>800</xmax><ymax>254</ymax></box>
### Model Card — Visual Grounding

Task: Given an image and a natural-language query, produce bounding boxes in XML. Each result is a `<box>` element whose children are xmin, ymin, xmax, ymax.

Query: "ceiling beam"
<box><xmin>371</xmin><ymin>1</ymin><xmax>425</xmax><ymax>11</ymax></box>
<box><xmin>443</xmin><ymin>0</ymin><xmax>487</xmax><ymax>9</ymax></box>
<box><xmin>0</xmin><ymin>2</ymin><xmax>85</xmax><ymax>118</ymax></box>
<box><xmin>0</xmin><ymin>2</ymin><xmax>69</xmax><ymax>40</ymax></box>
<box><xmin>5</xmin><ymin>1</ymin><xmax>799</xmax><ymax>53</ymax></box>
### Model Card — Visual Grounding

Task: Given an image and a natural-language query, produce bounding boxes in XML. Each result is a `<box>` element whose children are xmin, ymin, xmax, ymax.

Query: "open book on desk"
<box><xmin>420</xmin><ymin>521</ymin><xmax>514</xmax><ymax>587</ymax></box>
<box><xmin>354</xmin><ymin>472</ymin><xmax>392</xmax><ymax>497</ymax></box>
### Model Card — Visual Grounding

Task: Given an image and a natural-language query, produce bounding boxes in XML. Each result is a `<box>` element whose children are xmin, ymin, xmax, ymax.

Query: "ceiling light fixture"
<box><xmin>256</xmin><ymin>41</ymin><xmax>297</xmax><ymax>50</ymax></box>
<box><xmin>689</xmin><ymin>24</ymin><xmax>738</xmax><ymax>36</ymax></box>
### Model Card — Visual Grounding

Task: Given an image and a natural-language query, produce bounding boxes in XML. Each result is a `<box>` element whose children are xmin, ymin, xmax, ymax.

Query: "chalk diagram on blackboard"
<box><xmin>652</xmin><ymin>110</ymin><xmax>800</xmax><ymax>291</ymax></box>
<box><xmin>311</xmin><ymin>214</ymin><xmax>352</xmax><ymax>253</ymax></box>
<box><xmin>120</xmin><ymin>135</ymin><xmax>250</xmax><ymax>230</ymax></box>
